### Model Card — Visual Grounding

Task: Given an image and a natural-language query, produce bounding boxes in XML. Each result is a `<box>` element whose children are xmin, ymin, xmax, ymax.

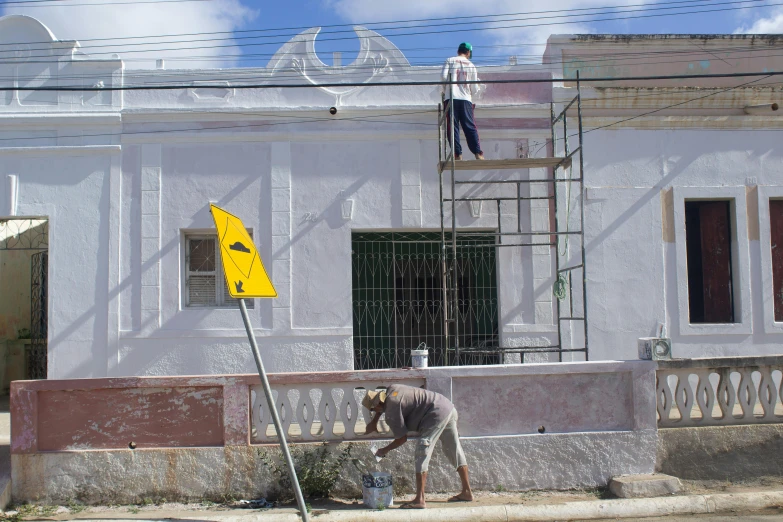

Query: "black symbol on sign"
<box><xmin>229</xmin><ymin>241</ymin><xmax>251</xmax><ymax>253</ymax></box>
<box><xmin>235</xmin><ymin>281</ymin><xmax>245</xmax><ymax>293</ymax></box>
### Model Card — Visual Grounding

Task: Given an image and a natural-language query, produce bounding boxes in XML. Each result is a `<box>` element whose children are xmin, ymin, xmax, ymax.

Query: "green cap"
<box><xmin>458</xmin><ymin>42</ymin><xmax>473</xmax><ymax>56</ymax></box>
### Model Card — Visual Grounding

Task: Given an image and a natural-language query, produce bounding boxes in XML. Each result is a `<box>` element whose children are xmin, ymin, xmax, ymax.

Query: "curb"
<box><xmin>175</xmin><ymin>490</ymin><xmax>783</xmax><ymax>522</ymax></box>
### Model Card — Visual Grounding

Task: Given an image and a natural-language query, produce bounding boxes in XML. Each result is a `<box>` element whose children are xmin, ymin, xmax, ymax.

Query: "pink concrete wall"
<box><xmin>453</xmin><ymin>372</ymin><xmax>633</xmax><ymax>436</ymax></box>
<box><xmin>37</xmin><ymin>387</ymin><xmax>224</xmax><ymax>451</ymax></box>
<box><xmin>10</xmin><ymin>362</ymin><xmax>656</xmax><ymax>454</ymax></box>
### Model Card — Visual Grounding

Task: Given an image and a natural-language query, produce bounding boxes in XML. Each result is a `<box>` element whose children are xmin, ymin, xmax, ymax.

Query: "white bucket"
<box><xmin>411</xmin><ymin>349</ymin><xmax>428</xmax><ymax>368</ymax></box>
<box><xmin>362</xmin><ymin>472</ymin><xmax>393</xmax><ymax>509</ymax></box>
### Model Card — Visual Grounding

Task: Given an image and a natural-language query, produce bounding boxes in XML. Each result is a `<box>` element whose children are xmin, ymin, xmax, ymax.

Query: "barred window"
<box><xmin>184</xmin><ymin>234</ymin><xmax>254</xmax><ymax>308</ymax></box>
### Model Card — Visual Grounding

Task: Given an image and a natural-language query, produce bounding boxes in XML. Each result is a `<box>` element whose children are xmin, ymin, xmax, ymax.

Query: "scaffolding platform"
<box><xmin>437</xmin><ymin>71</ymin><xmax>588</xmax><ymax>364</ymax></box>
<box><xmin>437</xmin><ymin>156</ymin><xmax>572</xmax><ymax>173</ymax></box>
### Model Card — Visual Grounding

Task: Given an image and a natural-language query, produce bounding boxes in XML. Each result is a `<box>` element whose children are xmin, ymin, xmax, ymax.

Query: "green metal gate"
<box><xmin>352</xmin><ymin>231</ymin><xmax>498</xmax><ymax>369</ymax></box>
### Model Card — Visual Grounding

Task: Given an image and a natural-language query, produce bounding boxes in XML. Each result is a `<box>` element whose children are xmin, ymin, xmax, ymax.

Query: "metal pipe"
<box><xmin>238</xmin><ymin>299</ymin><xmax>309</xmax><ymax>522</ymax></box>
<box><xmin>439</xmin><ymin>98</ymin><xmax>449</xmax><ymax>365</ymax></box>
<box><xmin>459</xmin><ymin>242</ymin><xmax>555</xmax><ymax>248</ymax></box>
<box><xmin>496</xmin><ymin>199</ymin><xmax>502</xmax><ymax>245</ymax></box>
<box><xmin>451</xmin><ymin>196</ymin><xmax>553</xmax><ymax>202</ymax></box>
<box><xmin>449</xmin><ymin>73</ymin><xmax>460</xmax><ymax>365</ymax></box>
<box><xmin>551</xmin><ymin>101</ymin><xmax>563</xmax><ymax>363</ymax></box>
<box><xmin>457</xmin><ymin>230</ymin><xmax>583</xmax><ymax>237</ymax></box>
<box><xmin>455</xmin><ymin>178</ymin><xmax>583</xmax><ymax>185</ymax></box>
<box><xmin>577</xmin><ymin>70</ymin><xmax>589</xmax><ymax>362</ymax></box>
<box><xmin>517</xmin><ymin>182</ymin><xmax>522</xmax><ymax>234</ymax></box>
<box><xmin>557</xmin><ymin>263</ymin><xmax>584</xmax><ymax>272</ymax></box>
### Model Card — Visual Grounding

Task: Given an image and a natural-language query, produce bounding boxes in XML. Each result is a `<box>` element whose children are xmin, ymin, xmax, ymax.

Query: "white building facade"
<box><xmin>1</xmin><ymin>15</ymin><xmax>782</xmax><ymax>379</ymax></box>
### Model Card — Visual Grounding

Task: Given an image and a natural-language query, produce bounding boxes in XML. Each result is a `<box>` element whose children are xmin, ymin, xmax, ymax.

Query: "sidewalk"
<box><xmin>5</xmin><ymin>479</ymin><xmax>783</xmax><ymax>521</ymax></box>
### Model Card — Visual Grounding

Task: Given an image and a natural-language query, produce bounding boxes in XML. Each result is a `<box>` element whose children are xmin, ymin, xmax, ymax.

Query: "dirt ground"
<box><xmin>4</xmin><ymin>476</ymin><xmax>783</xmax><ymax>521</ymax></box>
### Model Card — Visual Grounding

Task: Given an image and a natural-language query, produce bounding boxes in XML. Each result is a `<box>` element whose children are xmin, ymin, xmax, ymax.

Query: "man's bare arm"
<box><xmin>377</xmin><ymin>435</ymin><xmax>408</xmax><ymax>457</ymax></box>
<box><xmin>364</xmin><ymin>411</ymin><xmax>382</xmax><ymax>435</ymax></box>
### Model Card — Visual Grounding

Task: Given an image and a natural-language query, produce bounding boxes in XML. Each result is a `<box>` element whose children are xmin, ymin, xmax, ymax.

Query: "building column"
<box><xmin>271</xmin><ymin>142</ymin><xmax>292</xmax><ymax>332</ymax></box>
<box><xmin>140</xmin><ymin>144</ymin><xmax>161</xmax><ymax>332</ymax></box>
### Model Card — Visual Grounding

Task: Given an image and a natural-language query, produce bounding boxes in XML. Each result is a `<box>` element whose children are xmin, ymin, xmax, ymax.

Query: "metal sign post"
<box><xmin>209</xmin><ymin>204</ymin><xmax>309</xmax><ymax>522</ymax></box>
<box><xmin>238</xmin><ymin>299</ymin><xmax>309</xmax><ymax>522</ymax></box>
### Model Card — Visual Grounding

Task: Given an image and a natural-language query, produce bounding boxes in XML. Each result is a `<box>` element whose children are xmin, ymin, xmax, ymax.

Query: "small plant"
<box><xmin>128</xmin><ymin>506</ymin><xmax>140</xmax><ymax>514</ymax></box>
<box><xmin>140</xmin><ymin>497</ymin><xmax>153</xmax><ymax>506</ymax></box>
<box><xmin>155</xmin><ymin>497</ymin><xmax>167</xmax><ymax>506</ymax></box>
<box><xmin>201</xmin><ymin>500</ymin><xmax>216</xmax><ymax>508</ymax></box>
<box><xmin>67</xmin><ymin>498</ymin><xmax>86</xmax><ymax>514</ymax></box>
<box><xmin>218</xmin><ymin>493</ymin><xmax>236</xmax><ymax>505</ymax></box>
<box><xmin>495</xmin><ymin>484</ymin><xmax>505</xmax><ymax>493</ymax></box>
<box><xmin>376</xmin><ymin>500</ymin><xmax>386</xmax><ymax>511</ymax></box>
<box><xmin>305</xmin><ymin>501</ymin><xmax>312</xmax><ymax>514</ymax></box>
<box><xmin>16</xmin><ymin>328</ymin><xmax>31</xmax><ymax>340</ymax></box>
<box><xmin>10</xmin><ymin>504</ymin><xmax>57</xmax><ymax>518</ymax></box>
<box><xmin>258</xmin><ymin>443</ymin><xmax>352</xmax><ymax>500</ymax></box>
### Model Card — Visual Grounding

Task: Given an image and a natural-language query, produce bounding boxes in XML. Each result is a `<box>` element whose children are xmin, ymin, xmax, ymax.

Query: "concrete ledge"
<box><xmin>609</xmin><ymin>474</ymin><xmax>681</xmax><ymax>498</ymax></box>
<box><xmin>169</xmin><ymin>490</ymin><xmax>783</xmax><ymax>521</ymax></box>
<box><xmin>657</xmin><ymin>424</ymin><xmax>783</xmax><ymax>480</ymax></box>
<box><xmin>8</xmin><ymin>490</ymin><xmax>783</xmax><ymax>521</ymax></box>
<box><xmin>11</xmin><ymin>430</ymin><xmax>656</xmax><ymax>504</ymax></box>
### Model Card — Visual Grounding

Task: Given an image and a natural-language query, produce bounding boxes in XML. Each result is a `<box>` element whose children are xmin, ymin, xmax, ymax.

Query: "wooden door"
<box><xmin>698</xmin><ymin>201</ymin><xmax>733</xmax><ymax>323</ymax></box>
<box><xmin>770</xmin><ymin>200</ymin><xmax>783</xmax><ymax>321</ymax></box>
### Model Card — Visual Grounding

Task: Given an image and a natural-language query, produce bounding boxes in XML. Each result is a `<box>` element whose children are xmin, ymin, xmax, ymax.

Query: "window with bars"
<box><xmin>352</xmin><ymin>231</ymin><xmax>499</xmax><ymax>370</ymax></box>
<box><xmin>184</xmin><ymin>234</ymin><xmax>254</xmax><ymax>308</ymax></box>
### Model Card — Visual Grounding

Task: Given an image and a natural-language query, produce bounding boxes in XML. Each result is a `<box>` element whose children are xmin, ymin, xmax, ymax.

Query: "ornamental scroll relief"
<box><xmin>266</xmin><ymin>26</ymin><xmax>411</xmax><ymax>104</ymax></box>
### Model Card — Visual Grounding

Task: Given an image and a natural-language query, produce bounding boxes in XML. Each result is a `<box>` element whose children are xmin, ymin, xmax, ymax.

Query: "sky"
<box><xmin>1</xmin><ymin>0</ymin><xmax>782</xmax><ymax>69</ymax></box>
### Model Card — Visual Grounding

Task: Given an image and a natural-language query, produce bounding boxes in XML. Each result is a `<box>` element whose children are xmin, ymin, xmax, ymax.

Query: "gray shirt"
<box><xmin>383</xmin><ymin>384</ymin><xmax>455</xmax><ymax>439</ymax></box>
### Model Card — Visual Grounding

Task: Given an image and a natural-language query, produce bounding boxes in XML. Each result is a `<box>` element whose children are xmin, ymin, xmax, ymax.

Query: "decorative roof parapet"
<box><xmin>266</xmin><ymin>26</ymin><xmax>411</xmax><ymax>102</ymax></box>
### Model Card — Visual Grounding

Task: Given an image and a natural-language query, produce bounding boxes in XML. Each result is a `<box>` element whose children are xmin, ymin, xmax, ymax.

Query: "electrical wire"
<box><xmin>0</xmin><ymin>0</ymin><xmax>778</xmax><ymax>60</ymax></box>
<box><xmin>0</xmin><ymin>0</ymin><xmax>746</xmax><ymax>47</ymax></box>
<box><xmin>5</xmin><ymin>69</ymin><xmax>783</xmax><ymax>91</ymax></box>
<box><xmin>3</xmin><ymin>0</ymin><xmax>765</xmax><ymax>53</ymax></box>
<box><xmin>0</xmin><ymin>109</ymin><xmax>439</xmax><ymax>143</ymax></box>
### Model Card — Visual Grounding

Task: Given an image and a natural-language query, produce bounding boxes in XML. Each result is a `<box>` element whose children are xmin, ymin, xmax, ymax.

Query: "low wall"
<box><xmin>11</xmin><ymin>361</ymin><xmax>657</xmax><ymax>504</ymax></box>
<box><xmin>657</xmin><ymin>425</ymin><xmax>783</xmax><ymax>481</ymax></box>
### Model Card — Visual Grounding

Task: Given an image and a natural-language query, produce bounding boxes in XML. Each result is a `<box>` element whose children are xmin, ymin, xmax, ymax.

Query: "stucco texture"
<box><xmin>12</xmin><ymin>431</ymin><xmax>656</xmax><ymax>504</ymax></box>
<box><xmin>656</xmin><ymin>425</ymin><xmax>783</xmax><ymax>481</ymax></box>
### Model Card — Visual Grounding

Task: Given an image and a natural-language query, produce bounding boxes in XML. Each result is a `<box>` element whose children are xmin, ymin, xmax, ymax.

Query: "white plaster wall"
<box><xmin>0</xmin><ymin>149</ymin><xmax>118</xmax><ymax>378</ymax></box>
<box><xmin>584</xmin><ymin>128</ymin><xmax>783</xmax><ymax>360</ymax></box>
<box><xmin>6</xmin><ymin>14</ymin><xmax>783</xmax><ymax>379</ymax></box>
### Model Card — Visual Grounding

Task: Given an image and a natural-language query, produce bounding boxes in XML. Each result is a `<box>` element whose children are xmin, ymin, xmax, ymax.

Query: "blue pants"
<box><xmin>445</xmin><ymin>99</ymin><xmax>482</xmax><ymax>157</ymax></box>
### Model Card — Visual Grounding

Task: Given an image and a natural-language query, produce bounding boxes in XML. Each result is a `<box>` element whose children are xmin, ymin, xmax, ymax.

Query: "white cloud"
<box><xmin>735</xmin><ymin>7</ymin><xmax>783</xmax><ymax>33</ymax></box>
<box><xmin>327</xmin><ymin>0</ymin><xmax>655</xmax><ymax>60</ymax></box>
<box><xmin>1</xmin><ymin>0</ymin><xmax>258</xmax><ymax>69</ymax></box>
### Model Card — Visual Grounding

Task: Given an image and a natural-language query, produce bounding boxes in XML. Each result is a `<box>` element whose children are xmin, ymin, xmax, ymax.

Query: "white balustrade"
<box><xmin>656</xmin><ymin>358</ymin><xmax>783</xmax><ymax>427</ymax></box>
<box><xmin>251</xmin><ymin>378</ymin><xmax>425</xmax><ymax>443</ymax></box>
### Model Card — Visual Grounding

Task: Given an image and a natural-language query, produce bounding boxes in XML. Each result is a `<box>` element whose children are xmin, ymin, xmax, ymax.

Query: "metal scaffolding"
<box><xmin>438</xmin><ymin>72</ymin><xmax>588</xmax><ymax>364</ymax></box>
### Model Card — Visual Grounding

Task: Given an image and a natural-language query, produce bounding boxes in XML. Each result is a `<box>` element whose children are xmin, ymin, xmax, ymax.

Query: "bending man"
<box><xmin>441</xmin><ymin>42</ymin><xmax>484</xmax><ymax>160</ymax></box>
<box><xmin>363</xmin><ymin>384</ymin><xmax>473</xmax><ymax>509</ymax></box>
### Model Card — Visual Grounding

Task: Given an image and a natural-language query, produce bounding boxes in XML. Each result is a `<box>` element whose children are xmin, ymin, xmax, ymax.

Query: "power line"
<box><xmin>2</xmin><ymin>80</ymin><xmax>780</xmax><ymax>147</ymax></box>
<box><xmin>1</xmin><ymin>0</ymin><xmax>778</xmax><ymax>59</ymax></box>
<box><xmin>0</xmin><ymin>0</ymin><xmax>733</xmax><ymax>46</ymax></box>
<box><xmin>0</xmin><ymin>0</ymin><xmax>208</xmax><ymax>6</ymax></box>
<box><xmin>3</xmin><ymin>43</ymin><xmax>783</xmax><ymax>87</ymax></box>
<box><xmin>2</xmin><ymin>0</ymin><xmax>755</xmax><ymax>52</ymax></box>
<box><xmin>5</xmin><ymin>70</ymin><xmax>783</xmax><ymax>91</ymax></box>
<box><xmin>0</xmin><ymin>109</ymin><xmax>438</xmax><ymax>143</ymax></box>
<box><xmin>7</xmin><ymin>40</ymin><xmax>783</xmax><ymax>70</ymax></box>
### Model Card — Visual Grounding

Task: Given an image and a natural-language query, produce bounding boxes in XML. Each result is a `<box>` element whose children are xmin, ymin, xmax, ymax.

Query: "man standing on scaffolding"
<box><xmin>442</xmin><ymin>42</ymin><xmax>484</xmax><ymax>160</ymax></box>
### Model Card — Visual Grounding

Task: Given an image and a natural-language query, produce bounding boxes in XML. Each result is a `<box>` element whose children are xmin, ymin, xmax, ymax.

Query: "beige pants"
<box><xmin>414</xmin><ymin>409</ymin><xmax>467</xmax><ymax>473</ymax></box>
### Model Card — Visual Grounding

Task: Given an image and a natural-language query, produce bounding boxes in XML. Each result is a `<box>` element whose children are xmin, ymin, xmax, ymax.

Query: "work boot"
<box><xmin>455</xmin><ymin>154</ymin><xmax>462</xmax><ymax>161</ymax></box>
<box><xmin>475</xmin><ymin>153</ymin><xmax>485</xmax><ymax>160</ymax></box>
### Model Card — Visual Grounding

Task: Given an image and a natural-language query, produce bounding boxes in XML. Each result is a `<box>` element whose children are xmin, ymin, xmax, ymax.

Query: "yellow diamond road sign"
<box><xmin>210</xmin><ymin>204</ymin><xmax>277</xmax><ymax>298</ymax></box>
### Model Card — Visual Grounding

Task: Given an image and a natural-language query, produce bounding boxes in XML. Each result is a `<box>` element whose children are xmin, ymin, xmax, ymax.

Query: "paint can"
<box><xmin>411</xmin><ymin>343</ymin><xmax>429</xmax><ymax>368</ymax></box>
<box><xmin>362</xmin><ymin>471</ymin><xmax>393</xmax><ymax>509</ymax></box>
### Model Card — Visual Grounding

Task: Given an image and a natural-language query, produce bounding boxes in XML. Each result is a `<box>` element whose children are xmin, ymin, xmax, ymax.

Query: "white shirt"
<box><xmin>441</xmin><ymin>55</ymin><xmax>484</xmax><ymax>103</ymax></box>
